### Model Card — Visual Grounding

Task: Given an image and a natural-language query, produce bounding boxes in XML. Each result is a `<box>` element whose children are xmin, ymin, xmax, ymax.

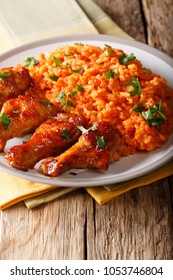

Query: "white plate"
<box><xmin>0</xmin><ymin>34</ymin><xmax>173</xmax><ymax>187</ymax></box>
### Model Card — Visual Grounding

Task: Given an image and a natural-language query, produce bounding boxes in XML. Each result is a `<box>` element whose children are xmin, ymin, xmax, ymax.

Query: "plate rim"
<box><xmin>0</xmin><ymin>34</ymin><xmax>173</xmax><ymax>66</ymax></box>
<box><xmin>0</xmin><ymin>34</ymin><xmax>173</xmax><ymax>187</ymax></box>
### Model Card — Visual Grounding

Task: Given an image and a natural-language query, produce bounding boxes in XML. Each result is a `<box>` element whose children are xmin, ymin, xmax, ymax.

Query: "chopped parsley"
<box><xmin>95</xmin><ymin>135</ymin><xmax>106</xmax><ymax>149</ymax></box>
<box><xmin>24</xmin><ymin>57</ymin><xmax>38</xmax><ymax>67</ymax></box>
<box><xmin>77</xmin><ymin>123</ymin><xmax>97</xmax><ymax>134</ymax></box>
<box><xmin>71</xmin><ymin>68</ymin><xmax>83</xmax><ymax>74</ymax></box>
<box><xmin>119</xmin><ymin>53</ymin><xmax>136</xmax><ymax>65</ymax></box>
<box><xmin>106</xmin><ymin>49</ymin><xmax>115</xmax><ymax>56</ymax></box>
<box><xmin>76</xmin><ymin>84</ymin><xmax>84</xmax><ymax>92</ymax></box>
<box><xmin>48</xmin><ymin>74</ymin><xmax>58</xmax><ymax>81</ymax></box>
<box><xmin>57</xmin><ymin>91</ymin><xmax>65</xmax><ymax>106</ymax></box>
<box><xmin>104</xmin><ymin>44</ymin><xmax>112</xmax><ymax>48</ymax></box>
<box><xmin>63</xmin><ymin>53</ymin><xmax>74</xmax><ymax>57</ymax></box>
<box><xmin>40</xmin><ymin>100</ymin><xmax>51</xmax><ymax>105</ymax></box>
<box><xmin>134</xmin><ymin>102</ymin><xmax>166</xmax><ymax>131</ymax></box>
<box><xmin>57</xmin><ymin>91</ymin><xmax>74</xmax><ymax>110</ymax></box>
<box><xmin>141</xmin><ymin>102</ymin><xmax>166</xmax><ymax>131</ymax></box>
<box><xmin>133</xmin><ymin>103</ymin><xmax>145</xmax><ymax>112</ymax></box>
<box><xmin>66</xmin><ymin>63</ymin><xmax>83</xmax><ymax>74</ymax></box>
<box><xmin>62</xmin><ymin>128</ymin><xmax>70</xmax><ymax>140</ymax></box>
<box><xmin>125</xmin><ymin>77</ymin><xmax>142</xmax><ymax>96</ymax></box>
<box><xmin>53</xmin><ymin>55</ymin><xmax>62</xmax><ymax>67</ymax></box>
<box><xmin>0</xmin><ymin>113</ymin><xmax>13</xmax><ymax>129</ymax></box>
<box><xmin>104</xmin><ymin>44</ymin><xmax>115</xmax><ymax>56</ymax></box>
<box><xmin>57</xmin><ymin>87</ymin><xmax>80</xmax><ymax>110</ymax></box>
<box><xmin>12</xmin><ymin>110</ymin><xmax>20</xmax><ymax>114</ymax></box>
<box><xmin>74</xmin><ymin>42</ymin><xmax>84</xmax><ymax>46</ymax></box>
<box><xmin>106</xmin><ymin>70</ymin><xmax>118</xmax><ymax>80</ymax></box>
<box><xmin>143</xmin><ymin>69</ymin><xmax>149</xmax><ymax>73</ymax></box>
<box><xmin>0</xmin><ymin>71</ymin><xmax>11</xmax><ymax>83</ymax></box>
<box><xmin>66</xmin><ymin>62</ymin><xmax>70</xmax><ymax>69</ymax></box>
<box><xmin>66</xmin><ymin>99</ymin><xmax>73</xmax><ymax>107</ymax></box>
<box><xmin>69</xmin><ymin>90</ymin><xmax>77</xmax><ymax>97</ymax></box>
<box><xmin>47</xmin><ymin>72</ymin><xmax>58</xmax><ymax>81</ymax></box>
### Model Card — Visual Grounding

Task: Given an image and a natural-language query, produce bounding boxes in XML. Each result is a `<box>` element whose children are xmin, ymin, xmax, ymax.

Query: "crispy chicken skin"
<box><xmin>40</xmin><ymin>122</ymin><xmax>125</xmax><ymax>177</ymax></box>
<box><xmin>5</xmin><ymin>113</ymin><xmax>86</xmax><ymax>171</ymax></box>
<box><xmin>0</xmin><ymin>65</ymin><xmax>32</xmax><ymax>108</ymax></box>
<box><xmin>0</xmin><ymin>93</ymin><xmax>59</xmax><ymax>151</ymax></box>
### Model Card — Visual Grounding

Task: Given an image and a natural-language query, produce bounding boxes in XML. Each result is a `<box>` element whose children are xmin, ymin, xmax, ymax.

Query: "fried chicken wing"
<box><xmin>40</xmin><ymin>122</ymin><xmax>125</xmax><ymax>176</ymax></box>
<box><xmin>5</xmin><ymin>113</ymin><xmax>86</xmax><ymax>171</ymax></box>
<box><xmin>0</xmin><ymin>94</ymin><xmax>59</xmax><ymax>151</ymax></box>
<box><xmin>0</xmin><ymin>65</ymin><xmax>32</xmax><ymax>108</ymax></box>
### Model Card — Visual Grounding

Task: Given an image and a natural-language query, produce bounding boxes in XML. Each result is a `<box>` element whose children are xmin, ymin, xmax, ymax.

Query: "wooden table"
<box><xmin>0</xmin><ymin>0</ymin><xmax>173</xmax><ymax>260</ymax></box>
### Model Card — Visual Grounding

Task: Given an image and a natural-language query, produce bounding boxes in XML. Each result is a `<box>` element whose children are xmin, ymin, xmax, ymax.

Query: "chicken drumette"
<box><xmin>40</xmin><ymin>122</ymin><xmax>125</xmax><ymax>176</ymax></box>
<box><xmin>5</xmin><ymin>113</ymin><xmax>86</xmax><ymax>171</ymax></box>
<box><xmin>0</xmin><ymin>65</ymin><xmax>32</xmax><ymax>109</ymax></box>
<box><xmin>0</xmin><ymin>92</ymin><xmax>59</xmax><ymax>151</ymax></box>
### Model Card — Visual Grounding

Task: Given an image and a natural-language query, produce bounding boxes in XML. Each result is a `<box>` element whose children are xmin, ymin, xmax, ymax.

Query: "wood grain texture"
<box><xmin>142</xmin><ymin>0</ymin><xmax>173</xmax><ymax>56</ymax></box>
<box><xmin>0</xmin><ymin>190</ymin><xmax>86</xmax><ymax>260</ymax></box>
<box><xmin>0</xmin><ymin>0</ymin><xmax>173</xmax><ymax>260</ymax></box>
<box><xmin>87</xmin><ymin>181</ymin><xmax>173</xmax><ymax>260</ymax></box>
<box><xmin>93</xmin><ymin>0</ymin><xmax>146</xmax><ymax>42</ymax></box>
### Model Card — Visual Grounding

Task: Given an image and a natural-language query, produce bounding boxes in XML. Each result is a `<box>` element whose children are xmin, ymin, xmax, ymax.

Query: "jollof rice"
<box><xmin>27</xmin><ymin>43</ymin><xmax>173</xmax><ymax>156</ymax></box>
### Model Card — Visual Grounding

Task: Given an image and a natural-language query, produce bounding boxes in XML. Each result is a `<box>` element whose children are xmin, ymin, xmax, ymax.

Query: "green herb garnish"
<box><xmin>104</xmin><ymin>44</ymin><xmax>112</xmax><ymax>48</ymax></box>
<box><xmin>40</xmin><ymin>100</ymin><xmax>51</xmax><ymax>105</ymax></box>
<box><xmin>77</xmin><ymin>123</ymin><xmax>97</xmax><ymax>134</ymax></box>
<box><xmin>71</xmin><ymin>68</ymin><xmax>83</xmax><ymax>74</ymax></box>
<box><xmin>63</xmin><ymin>53</ymin><xmax>74</xmax><ymax>57</ymax></box>
<box><xmin>65</xmin><ymin>63</ymin><xmax>70</xmax><ymax>69</ymax></box>
<box><xmin>74</xmin><ymin>42</ymin><xmax>84</xmax><ymax>46</ymax></box>
<box><xmin>135</xmin><ymin>102</ymin><xmax>166</xmax><ymax>131</ymax></box>
<box><xmin>133</xmin><ymin>103</ymin><xmax>145</xmax><ymax>112</ymax></box>
<box><xmin>53</xmin><ymin>55</ymin><xmax>62</xmax><ymax>67</ymax></box>
<box><xmin>143</xmin><ymin>69</ymin><xmax>149</xmax><ymax>73</ymax></box>
<box><xmin>0</xmin><ymin>113</ymin><xmax>13</xmax><ymax>129</ymax></box>
<box><xmin>12</xmin><ymin>110</ymin><xmax>20</xmax><ymax>114</ymax></box>
<box><xmin>125</xmin><ymin>77</ymin><xmax>142</xmax><ymax>96</ymax></box>
<box><xmin>69</xmin><ymin>90</ymin><xmax>77</xmax><ymax>97</ymax></box>
<box><xmin>47</xmin><ymin>72</ymin><xmax>58</xmax><ymax>81</ymax></box>
<box><xmin>105</xmin><ymin>70</ymin><xmax>118</xmax><ymax>80</ymax></box>
<box><xmin>76</xmin><ymin>84</ymin><xmax>84</xmax><ymax>92</ymax></box>
<box><xmin>57</xmin><ymin>91</ymin><xmax>65</xmax><ymax>106</ymax></box>
<box><xmin>104</xmin><ymin>44</ymin><xmax>115</xmax><ymax>56</ymax></box>
<box><xmin>106</xmin><ymin>49</ymin><xmax>115</xmax><ymax>56</ymax></box>
<box><xmin>66</xmin><ymin>99</ymin><xmax>73</xmax><ymax>107</ymax></box>
<box><xmin>24</xmin><ymin>57</ymin><xmax>38</xmax><ymax>66</ymax></box>
<box><xmin>119</xmin><ymin>53</ymin><xmax>136</xmax><ymax>65</ymax></box>
<box><xmin>62</xmin><ymin>128</ymin><xmax>70</xmax><ymax>140</ymax></box>
<box><xmin>50</xmin><ymin>75</ymin><xmax>58</xmax><ymax>81</ymax></box>
<box><xmin>0</xmin><ymin>71</ymin><xmax>11</xmax><ymax>83</ymax></box>
<box><xmin>66</xmin><ymin>63</ymin><xmax>83</xmax><ymax>74</ymax></box>
<box><xmin>95</xmin><ymin>135</ymin><xmax>106</xmax><ymax>149</ymax></box>
<box><xmin>57</xmin><ymin>91</ymin><xmax>75</xmax><ymax>109</ymax></box>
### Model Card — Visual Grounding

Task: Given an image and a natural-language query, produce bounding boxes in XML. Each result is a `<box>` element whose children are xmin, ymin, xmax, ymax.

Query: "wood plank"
<box><xmin>169</xmin><ymin>176</ymin><xmax>173</xmax><ymax>212</ymax></box>
<box><xmin>142</xmin><ymin>0</ymin><xmax>173</xmax><ymax>56</ymax></box>
<box><xmin>93</xmin><ymin>0</ymin><xmax>146</xmax><ymax>42</ymax></box>
<box><xmin>87</xmin><ymin>180</ymin><xmax>173</xmax><ymax>259</ymax></box>
<box><xmin>0</xmin><ymin>189</ymin><xmax>86</xmax><ymax>260</ymax></box>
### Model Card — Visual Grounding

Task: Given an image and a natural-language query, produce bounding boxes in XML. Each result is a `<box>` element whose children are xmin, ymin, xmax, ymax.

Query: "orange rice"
<box><xmin>27</xmin><ymin>43</ymin><xmax>173</xmax><ymax>156</ymax></box>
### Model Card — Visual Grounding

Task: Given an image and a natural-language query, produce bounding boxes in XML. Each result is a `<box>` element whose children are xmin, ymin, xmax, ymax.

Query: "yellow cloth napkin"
<box><xmin>85</xmin><ymin>160</ymin><xmax>173</xmax><ymax>205</ymax></box>
<box><xmin>24</xmin><ymin>160</ymin><xmax>173</xmax><ymax>208</ymax></box>
<box><xmin>0</xmin><ymin>0</ymin><xmax>172</xmax><ymax>210</ymax></box>
<box><xmin>0</xmin><ymin>170</ymin><xmax>56</xmax><ymax>210</ymax></box>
